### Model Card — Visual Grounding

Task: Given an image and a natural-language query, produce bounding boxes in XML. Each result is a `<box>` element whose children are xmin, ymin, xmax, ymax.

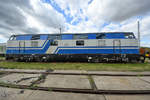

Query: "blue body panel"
<box><xmin>105</xmin><ymin>33</ymin><xmax>125</xmax><ymax>39</ymax></box>
<box><xmin>14</xmin><ymin>33</ymin><xmax>134</xmax><ymax>40</ymax></box>
<box><xmin>88</xmin><ymin>34</ymin><xmax>96</xmax><ymax>39</ymax></box>
<box><xmin>7</xmin><ymin>45</ymin><xmax>139</xmax><ymax>54</ymax></box>
<box><xmin>40</xmin><ymin>35</ymin><xmax>48</xmax><ymax>40</ymax></box>
<box><xmin>16</xmin><ymin>35</ymin><xmax>32</xmax><ymax>40</ymax></box>
<box><xmin>62</xmin><ymin>34</ymin><xmax>73</xmax><ymax>40</ymax></box>
<box><xmin>57</xmin><ymin>49</ymin><xmax>139</xmax><ymax>54</ymax></box>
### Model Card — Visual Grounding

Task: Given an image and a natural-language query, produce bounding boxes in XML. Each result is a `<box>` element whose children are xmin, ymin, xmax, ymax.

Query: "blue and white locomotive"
<box><xmin>6</xmin><ymin>32</ymin><xmax>140</xmax><ymax>62</ymax></box>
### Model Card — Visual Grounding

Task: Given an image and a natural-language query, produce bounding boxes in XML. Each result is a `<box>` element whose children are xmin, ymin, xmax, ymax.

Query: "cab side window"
<box><xmin>76</xmin><ymin>40</ymin><xmax>84</xmax><ymax>46</ymax></box>
<box><xmin>51</xmin><ymin>41</ymin><xmax>58</xmax><ymax>46</ymax></box>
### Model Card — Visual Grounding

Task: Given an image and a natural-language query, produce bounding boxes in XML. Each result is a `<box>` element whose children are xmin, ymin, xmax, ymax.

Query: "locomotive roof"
<box><xmin>11</xmin><ymin>32</ymin><xmax>134</xmax><ymax>36</ymax></box>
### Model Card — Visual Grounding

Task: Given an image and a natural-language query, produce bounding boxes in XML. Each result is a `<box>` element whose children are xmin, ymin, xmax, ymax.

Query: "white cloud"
<box><xmin>0</xmin><ymin>0</ymin><xmax>65</xmax><ymax>42</ymax></box>
<box><xmin>86</xmin><ymin>0</ymin><xmax>150</xmax><ymax>22</ymax></box>
<box><xmin>0</xmin><ymin>0</ymin><xmax>150</xmax><ymax>47</ymax></box>
<box><xmin>65</xmin><ymin>20</ymin><xmax>99</xmax><ymax>33</ymax></box>
<box><xmin>28</xmin><ymin>0</ymin><xmax>66</xmax><ymax>33</ymax></box>
<box><xmin>54</xmin><ymin>0</ymin><xmax>89</xmax><ymax>16</ymax></box>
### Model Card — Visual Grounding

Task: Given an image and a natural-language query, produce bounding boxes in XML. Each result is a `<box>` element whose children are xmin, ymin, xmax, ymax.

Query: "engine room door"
<box><xmin>98</xmin><ymin>40</ymin><xmax>105</xmax><ymax>46</ymax></box>
<box><xmin>19</xmin><ymin>41</ymin><xmax>25</xmax><ymax>54</ymax></box>
<box><xmin>113</xmin><ymin>40</ymin><xmax>121</xmax><ymax>54</ymax></box>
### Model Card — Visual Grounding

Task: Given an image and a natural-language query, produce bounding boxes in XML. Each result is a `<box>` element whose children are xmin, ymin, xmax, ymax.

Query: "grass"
<box><xmin>0</xmin><ymin>57</ymin><xmax>5</xmax><ymax>61</ymax></box>
<box><xmin>0</xmin><ymin>61</ymin><xmax>150</xmax><ymax>71</ymax></box>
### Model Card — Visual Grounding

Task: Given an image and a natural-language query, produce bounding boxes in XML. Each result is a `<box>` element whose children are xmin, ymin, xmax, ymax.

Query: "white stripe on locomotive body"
<box><xmin>46</xmin><ymin>46</ymin><xmax>57</xmax><ymax>54</ymax></box>
<box><xmin>7</xmin><ymin>40</ymin><xmax>48</xmax><ymax>50</ymax></box>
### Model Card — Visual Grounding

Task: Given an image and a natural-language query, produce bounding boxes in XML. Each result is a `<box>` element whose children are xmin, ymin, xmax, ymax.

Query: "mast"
<box><xmin>138</xmin><ymin>21</ymin><xmax>140</xmax><ymax>48</ymax></box>
<box><xmin>59</xmin><ymin>28</ymin><xmax>61</xmax><ymax>34</ymax></box>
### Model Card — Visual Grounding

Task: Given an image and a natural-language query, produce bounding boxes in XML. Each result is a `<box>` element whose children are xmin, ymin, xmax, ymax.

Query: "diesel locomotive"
<box><xmin>6</xmin><ymin>32</ymin><xmax>141</xmax><ymax>62</ymax></box>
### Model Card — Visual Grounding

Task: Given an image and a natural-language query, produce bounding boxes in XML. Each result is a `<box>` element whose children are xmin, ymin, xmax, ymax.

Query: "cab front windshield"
<box><xmin>9</xmin><ymin>35</ymin><xmax>16</xmax><ymax>40</ymax></box>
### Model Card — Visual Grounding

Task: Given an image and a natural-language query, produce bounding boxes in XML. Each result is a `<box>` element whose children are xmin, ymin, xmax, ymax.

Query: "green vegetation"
<box><xmin>0</xmin><ymin>61</ymin><xmax>150</xmax><ymax>71</ymax></box>
<box><xmin>0</xmin><ymin>57</ymin><xmax>5</xmax><ymax>61</ymax></box>
<box><xmin>141</xmin><ymin>47</ymin><xmax>150</xmax><ymax>51</ymax></box>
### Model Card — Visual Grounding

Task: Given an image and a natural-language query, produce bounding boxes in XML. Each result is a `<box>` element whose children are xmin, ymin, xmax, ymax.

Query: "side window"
<box><xmin>48</xmin><ymin>35</ymin><xmax>61</xmax><ymax>40</ymax></box>
<box><xmin>76</xmin><ymin>40</ymin><xmax>84</xmax><ymax>46</ymax></box>
<box><xmin>31</xmin><ymin>35</ymin><xmax>40</xmax><ymax>40</ymax></box>
<box><xmin>51</xmin><ymin>41</ymin><xmax>58</xmax><ymax>46</ymax></box>
<box><xmin>96</xmin><ymin>34</ymin><xmax>106</xmax><ymax>39</ymax></box>
<box><xmin>31</xmin><ymin>41</ymin><xmax>38</xmax><ymax>47</ymax></box>
<box><xmin>74</xmin><ymin>34</ymin><xmax>88</xmax><ymax>39</ymax></box>
<box><xmin>126</xmin><ymin>35</ymin><xmax>134</xmax><ymax>39</ymax></box>
<box><xmin>125</xmin><ymin>33</ymin><xmax>135</xmax><ymax>39</ymax></box>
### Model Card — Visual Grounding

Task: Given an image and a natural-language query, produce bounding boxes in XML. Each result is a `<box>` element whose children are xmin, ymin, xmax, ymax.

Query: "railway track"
<box><xmin>0</xmin><ymin>83</ymin><xmax>150</xmax><ymax>94</ymax></box>
<box><xmin>0</xmin><ymin>70</ymin><xmax>150</xmax><ymax>76</ymax></box>
<box><xmin>0</xmin><ymin>69</ymin><xmax>150</xmax><ymax>95</ymax></box>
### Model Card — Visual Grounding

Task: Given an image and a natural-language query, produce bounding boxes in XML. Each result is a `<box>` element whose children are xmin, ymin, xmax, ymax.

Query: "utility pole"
<box><xmin>59</xmin><ymin>28</ymin><xmax>61</xmax><ymax>34</ymax></box>
<box><xmin>137</xmin><ymin>21</ymin><xmax>140</xmax><ymax>48</ymax></box>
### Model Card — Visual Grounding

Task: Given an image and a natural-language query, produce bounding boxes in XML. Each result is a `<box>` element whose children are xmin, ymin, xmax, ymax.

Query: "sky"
<box><xmin>0</xmin><ymin>0</ymin><xmax>150</xmax><ymax>47</ymax></box>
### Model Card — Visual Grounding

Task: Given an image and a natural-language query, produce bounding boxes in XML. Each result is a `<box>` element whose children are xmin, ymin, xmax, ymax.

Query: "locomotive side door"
<box><xmin>113</xmin><ymin>40</ymin><xmax>121</xmax><ymax>54</ymax></box>
<box><xmin>19</xmin><ymin>41</ymin><xmax>25</xmax><ymax>54</ymax></box>
<box><xmin>98</xmin><ymin>40</ymin><xmax>105</xmax><ymax>47</ymax></box>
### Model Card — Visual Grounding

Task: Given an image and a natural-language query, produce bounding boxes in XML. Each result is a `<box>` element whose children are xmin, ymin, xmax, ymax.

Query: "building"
<box><xmin>0</xmin><ymin>43</ymin><xmax>6</xmax><ymax>56</ymax></box>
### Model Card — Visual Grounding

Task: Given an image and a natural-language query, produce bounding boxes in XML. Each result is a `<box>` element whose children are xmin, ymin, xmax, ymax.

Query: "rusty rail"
<box><xmin>0</xmin><ymin>70</ymin><xmax>150</xmax><ymax>76</ymax></box>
